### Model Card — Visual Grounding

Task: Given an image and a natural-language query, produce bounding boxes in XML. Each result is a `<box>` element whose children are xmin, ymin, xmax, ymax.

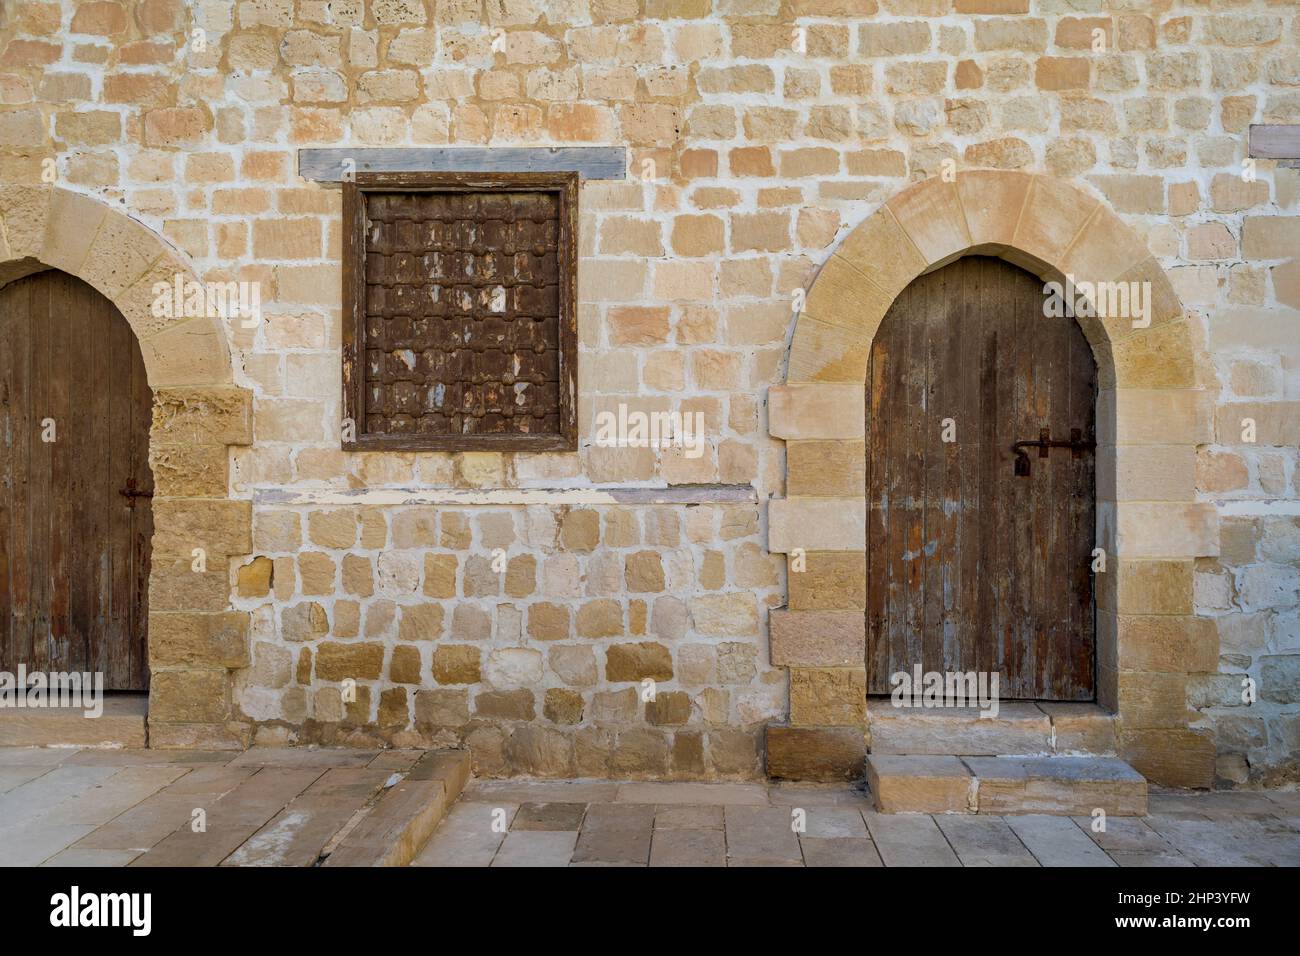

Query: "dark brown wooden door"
<box><xmin>866</xmin><ymin>256</ymin><xmax>1096</xmax><ymax>701</ymax></box>
<box><xmin>0</xmin><ymin>270</ymin><xmax>153</xmax><ymax>690</ymax></box>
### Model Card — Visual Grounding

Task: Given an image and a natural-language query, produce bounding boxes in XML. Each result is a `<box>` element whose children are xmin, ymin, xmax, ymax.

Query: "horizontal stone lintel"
<box><xmin>255</xmin><ymin>484</ymin><xmax>758</xmax><ymax>507</ymax></box>
<box><xmin>298</xmin><ymin>147</ymin><xmax>628</xmax><ymax>182</ymax></box>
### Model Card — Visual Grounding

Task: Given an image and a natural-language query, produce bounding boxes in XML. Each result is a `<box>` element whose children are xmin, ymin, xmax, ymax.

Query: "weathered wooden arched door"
<box><xmin>0</xmin><ymin>270</ymin><xmax>153</xmax><ymax>690</ymax></box>
<box><xmin>866</xmin><ymin>256</ymin><xmax>1097</xmax><ymax>701</ymax></box>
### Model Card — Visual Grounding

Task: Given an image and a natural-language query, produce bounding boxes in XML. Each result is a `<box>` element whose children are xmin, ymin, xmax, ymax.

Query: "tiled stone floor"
<box><xmin>3</xmin><ymin>747</ymin><xmax>1298</xmax><ymax>867</ymax></box>
<box><xmin>0</xmin><ymin>746</ymin><xmax>424</xmax><ymax>867</ymax></box>
<box><xmin>412</xmin><ymin>779</ymin><xmax>1300</xmax><ymax>868</ymax></box>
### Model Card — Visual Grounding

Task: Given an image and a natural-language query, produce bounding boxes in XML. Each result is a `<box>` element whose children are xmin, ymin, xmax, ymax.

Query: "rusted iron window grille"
<box><xmin>342</xmin><ymin>172</ymin><xmax>578</xmax><ymax>451</ymax></box>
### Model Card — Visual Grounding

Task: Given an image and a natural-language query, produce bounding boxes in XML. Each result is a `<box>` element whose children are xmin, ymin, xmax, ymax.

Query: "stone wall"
<box><xmin>0</xmin><ymin>0</ymin><xmax>1297</xmax><ymax>782</ymax></box>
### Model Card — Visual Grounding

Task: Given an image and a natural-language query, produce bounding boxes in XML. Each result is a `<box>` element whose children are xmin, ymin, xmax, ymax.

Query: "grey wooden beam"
<box><xmin>1248</xmin><ymin>124</ymin><xmax>1300</xmax><ymax>163</ymax></box>
<box><xmin>298</xmin><ymin>147</ymin><xmax>627</xmax><ymax>182</ymax></box>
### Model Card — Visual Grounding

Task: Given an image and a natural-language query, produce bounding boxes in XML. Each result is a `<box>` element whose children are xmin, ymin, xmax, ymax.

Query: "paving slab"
<box><xmin>800</xmin><ymin>837</ymin><xmax>882</xmax><ymax>867</ymax></box>
<box><xmin>654</xmin><ymin>804</ymin><xmax>724</xmax><ymax>829</ymax></box>
<box><xmin>572</xmin><ymin>803</ymin><xmax>655</xmax><ymax>864</ymax></box>
<box><xmin>724</xmin><ymin>805</ymin><xmax>802</xmax><ymax>864</ymax></box>
<box><xmin>41</xmin><ymin>847</ymin><xmax>144</xmax><ymax>867</ymax></box>
<box><xmin>769</xmin><ymin>784</ymin><xmax>871</xmax><ymax>807</ymax></box>
<box><xmin>648</xmin><ymin>827</ymin><xmax>726</xmax><ymax>866</ymax></box>
<box><xmin>131</xmin><ymin>767</ymin><xmax>324</xmax><ymax>866</ymax></box>
<box><xmin>464</xmin><ymin>779</ymin><xmax>620</xmax><ymax>804</ymax></box>
<box><xmin>864</xmin><ymin>812</ymin><xmax>961</xmax><ymax>866</ymax></box>
<box><xmin>512</xmin><ymin>802</ymin><xmax>587</xmax><ymax>831</ymax></box>
<box><xmin>616</xmin><ymin>781</ymin><xmax>770</xmax><ymax>806</ymax></box>
<box><xmin>934</xmin><ymin>815</ymin><xmax>1039</xmax><ymax>866</ymax></box>
<box><xmin>0</xmin><ymin>823</ymin><xmax>97</xmax><ymax>866</ymax></box>
<box><xmin>0</xmin><ymin>747</ymin><xmax>79</xmax><ymax>767</ymax></box>
<box><xmin>0</xmin><ymin>764</ymin><xmax>119</xmax><ymax>833</ymax></box>
<box><xmin>1006</xmin><ymin>814</ymin><xmax>1116</xmax><ymax>866</ymax></box>
<box><xmin>492</xmin><ymin>830</ymin><xmax>577</xmax><ymax>867</ymax></box>
<box><xmin>0</xmin><ymin>765</ymin><xmax>55</xmax><ymax>794</ymax></box>
<box><xmin>411</xmin><ymin>801</ymin><xmax>515</xmax><ymax>867</ymax></box>
<box><xmin>800</xmin><ymin>806</ymin><xmax>869</xmax><ymax>839</ymax></box>
<box><xmin>1069</xmin><ymin>815</ymin><xmax>1178</xmax><ymax>855</ymax></box>
<box><xmin>227</xmin><ymin>748</ymin><xmax>379</xmax><ymax>769</ymax></box>
<box><xmin>1144</xmin><ymin>816</ymin><xmax>1300</xmax><ymax>867</ymax></box>
<box><xmin>70</xmin><ymin>766</ymin><xmax>257</xmax><ymax>852</ymax></box>
<box><xmin>223</xmin><ymin>768</ymin><xmax>392</xmax><ymax>867</ymax></box>
<box><xmin>42</xmin><ymin>765</ymin><xmax>190</xmax><ymax>827</ymax></box>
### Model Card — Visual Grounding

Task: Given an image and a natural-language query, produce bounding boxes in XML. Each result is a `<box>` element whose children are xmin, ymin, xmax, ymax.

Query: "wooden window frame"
<box><xmin>342</xmin><ymin>170</ymin><xmax>579</xmax><ymax>452</ymax></box>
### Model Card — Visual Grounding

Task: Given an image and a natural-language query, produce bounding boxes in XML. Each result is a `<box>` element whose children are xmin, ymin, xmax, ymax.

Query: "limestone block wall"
<box><xmin>0</xmin><ymin>0</ymin><xmax>1296</xmax><ymax>782</ymax></box>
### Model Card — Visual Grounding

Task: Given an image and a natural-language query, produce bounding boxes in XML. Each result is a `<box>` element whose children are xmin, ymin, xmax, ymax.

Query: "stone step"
<box><xmin>866</xmin><ymin>754</ymin><xmax>1147</xmax><ymax>816</ymax></box>
<box><xmin>0</xmin><ymin>694</ymin><xmax>147</xmax><ymax>748</ymax></box>
<box><xmin>866</xmin><ymin>700</ymin><xmax>1117</xmax><ymax>756</ymax></box>
<box><xmin>322</xmin><ymin>750</ymin><xmax>471</xmax><ymax>867</ymax></box>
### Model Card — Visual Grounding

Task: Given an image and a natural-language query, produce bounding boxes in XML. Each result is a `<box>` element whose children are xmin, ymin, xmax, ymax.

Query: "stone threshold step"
<box><xmin>866</xmin><ymin>754</ymin><xmax>1147</xmax><ymax>816</ymax></box>
<box><xmin>866</xmin><ymin>700</ymin><xmax>1116</xmax><ymax>756</ymax></box>
<box><xmin>0</xmin><ymin>694</ymin><xmax>147</xmax><ymax>748</ymax></box>
<box><xmin>322</xmin><ymin>750</ymin><xmax>471</xmax><ymax>867</ymax></box>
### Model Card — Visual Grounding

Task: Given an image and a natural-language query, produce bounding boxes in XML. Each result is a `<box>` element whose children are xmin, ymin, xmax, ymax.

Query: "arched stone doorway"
<box><xmin>766</xmin><ymin>172</ymin><xmax>1219</xmax><ymax>789</ymax></box>
<box><xmin>0</xmin><ymin>186</ymin><xmax>255</xmax><ymax>748</ymax></box>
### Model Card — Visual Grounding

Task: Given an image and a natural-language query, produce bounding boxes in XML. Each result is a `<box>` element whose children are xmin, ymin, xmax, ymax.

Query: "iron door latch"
<box><xmin>1012</xmin><ymin>427</ymin><xmax>1095</xmax><ymax>476</ymax></box>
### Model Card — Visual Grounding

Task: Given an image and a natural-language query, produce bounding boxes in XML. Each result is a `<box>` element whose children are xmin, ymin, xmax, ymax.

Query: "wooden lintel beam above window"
<box><xmin>299</xmin><ymin>147</ymin><xmax>628</xmax><ymax>183</ymax></box>
<box><xmin>1248</xmin><ymin>124</ymin><xmax>1300</xmax><ymax>164</ymax></box>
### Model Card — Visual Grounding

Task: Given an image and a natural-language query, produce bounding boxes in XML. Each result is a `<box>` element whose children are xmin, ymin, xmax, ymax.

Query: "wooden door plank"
<box><xmin>867</xmin><ymin>257</ymin><xmax>1096</xmax><ymax>701</ymax></box>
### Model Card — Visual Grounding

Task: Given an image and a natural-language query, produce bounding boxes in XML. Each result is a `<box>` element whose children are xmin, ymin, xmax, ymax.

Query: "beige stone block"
<box><xmin>769</xmin><ymin>497</ymin><xmax>866</xmax><ymax>553</ymax></box>
<box><xmin>1111</xmin><ymin>320</ymin><xmax>1197</xmax><ymax>389</ymax></box>
<box><xmin>801</xmin><ymin>254</ymin><xmax>892</xmax><ymax>337</ymax></box>
<box><xmin>1242</xmin><ymin>216</ymin><xmax>1300</xmax><ymax>259</ymax></box>
<box><xmin>787</xmin><ymin>315</ymin><xmax>871</xmax><ymax>383</ymax></box>
<box><xmin>1119</xmin><ymin>728</ymin><xmax>1214</xmax><ymax>789</ymax></box>
<box><xmin>40</xmin><ymin>188</ymin><xmax>109</xmax><ymax>275</ymax></box>
<box><xmin>768</xmin><ymin>383</ymin><xmax>864</xmax><ymax>440</ymax></box>
<box><xmin>886</xmin><ymin>177</ymin><xmax>973</xmax><ymax>267</ymax></box>
<box><xmin>316</xmin><ymin>641</ymin><xmax>384</xmax><ymax>681</ymax></box>
<box><xmin>769</xmin><ymin>609</ymin><xmax>865</xmax><ymax>667</ymax></box>
<box><xmin>605</xmin><ymin>642</ymin><xmax>673</xmax><ymax>682</ymax></box>
<box><xmin>1038</xmin><ymin>703</ymin><xmax>1118</xmax><ymax>754</ymax></box>
<box><xmin>149</xmin><ymin>612</ymin><xmax>250</xmax><ymax>668</ymax></box>
<box><xmin>140</xmin><ymin>317</ymin><xmax>234</xmax><ymax>387</ymax></box>
<box><xmin>236</xmin><ymin>556</ymin><xmax>273</xmax><ymax>597</ymax></box>
<box><xmin>833</xmin><ymin>206</ymin><xmax>927</xmax><ymax>299</ymax></box>
<box><xmin>1115</xmin><ymin>502</ymin><xmax>1218</xmax><ymax>559</ymax></box>
<box><xmin>1099</xmin><ymin>444</ymin><xmax>1196</xmax><ymax>503</ymax></box>
<box><xmin>1214</xmin><ymin>402</ymin><xmax>1300</xmax><ymax>447</ymax></box>
<box><xmin>151</xmin><ymin>498</ymin><xmax>252</xmax><ymax>556</ymax></box>
<box><xmin>968</xmin><ymin>756</ymin><xmax>1145</xmax><ymax>815</ymax></box>
<box><xmin>789</xmin><ymin>552</ymin><xmax>866</xmax><ymax>610</ymax></box>
<box><xmin>866</xmin><ymin>755</ymin><xmax>973</xmax><ymax>812</ymax></box>
<box><xmin>766</xmin><ymin>725</ymin><xmax>865</xmax><ymax>781</ymax></box>
<box><xmin>1100</xmin><ymin>388</ymin><xmax>1212</xmax><ymax>446</ymax></box>
<box><xmin>956</xmin><ymin>169</ymin><xmax>1031</xmax><ymax>247</ymax></box>
<box><xmin>149</xmin><ymin>669</ymin><xmax>230</xmax><ymax>723</ymax></box>
<box><xmin>151</xmin><ymin>387</ymin><xmax>253</xmax><ymax>446</ymax></box>
<box><xmin>0</xmin><ymin>185</ymin><xmax>52</xmax><ymax>259</ymax></box>
<box><xmin>150</xmin><ymin>443</ymin><xmax>229</xmax><ymax>497</ymax></box>
<box><xmin>1012</xmin><ymin>175</ymin><xmax>1099</xmax><ymax>268</ymax></box>
<box><xmin>1097</xmin><ymin>558</ymin><xmax>1194</xmax><ymax>616</ymax></box>
<box><xmin>787</xmin><ymin>440</ymin><xmax>865</xmax><ymax>496</ymax></box>
<box><xmin>1060</xmin><ymin>207</ymin><xmax>1154</xmax><ymax>289</ymax></box>
<box><xmin>1114</xmin><ymin>614</ymin><xmax>1216</xmax><ymax>673</ymax></box>
<box><xmin>790</xmin><ymin>667</ymin><xmax>866</xmax><ymax>726</ymax></box>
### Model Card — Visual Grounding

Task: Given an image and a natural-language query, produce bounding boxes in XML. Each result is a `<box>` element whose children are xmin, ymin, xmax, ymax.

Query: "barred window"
<box><xmin>342</xmin><ymin>172</ymin><xmax>578</xmax><ymax>451</ymax></box>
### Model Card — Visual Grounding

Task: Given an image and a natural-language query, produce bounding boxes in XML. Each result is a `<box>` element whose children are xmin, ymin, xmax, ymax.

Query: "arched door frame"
<box><xmin>766</xmin><ymin>171</ymin><xmax>1219</xmax><ymax>789</ymax></box>
<box><xmin>0</xmin><ymin>186</ymin><xmax>254</xmax><ymax>748</ymax></box>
